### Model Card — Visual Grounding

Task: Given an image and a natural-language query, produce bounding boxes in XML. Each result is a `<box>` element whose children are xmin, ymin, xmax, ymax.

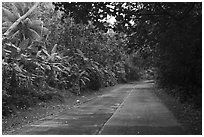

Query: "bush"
<box><xmin>86</xmin><ymin>70</ymin><xmax>102</xmax><ymax>90</ymax></box>
<box><xmin>2</xmin><ymin>2</ymin><xmax>130</xmax><ymax>117</ymax></box>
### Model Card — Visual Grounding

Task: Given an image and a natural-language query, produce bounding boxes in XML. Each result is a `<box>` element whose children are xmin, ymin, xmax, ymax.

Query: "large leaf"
<box><xmin>28</xmin><ymin>25</ymin><xmax>48</xmax><ymax>37</ymax></box>
<box><xmin>28</xmin><ymin>28</ymin><xmax>41</xmax><ymax>40</ymax></box>
<box><xmin>2</xmin><ymin>7</ymin><xmax>17</xmax><ymax>23</ymax></box>
<box><xmin>28</xmin><ymin>20</ymin><xmax>44</xmax><ymax>35</ymax></box>
<box><xmin>28</xmin><ymin>24</ymin><xmax>43</xmax><ymax>35</ymax></box>
<box><xmin>29</xmin><ymin>20</ymin><xmax>43</xmax><ymax>27</ymax></box>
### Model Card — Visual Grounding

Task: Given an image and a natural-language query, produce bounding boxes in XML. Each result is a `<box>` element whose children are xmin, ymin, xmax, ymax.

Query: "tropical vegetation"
<box><xmin>2</xmin><ymin>2</ymin><xmax>141</xmax><ymax>117</ymax></box>
<box><xmin>2</xmin><ymin>2</ymin><xmax>202</xmax><ymax>118</ymax></box>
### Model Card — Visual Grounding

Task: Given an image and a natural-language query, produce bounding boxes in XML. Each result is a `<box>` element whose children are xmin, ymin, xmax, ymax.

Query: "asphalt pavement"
<box><xmin>10</xmin><ymin>81</ymin><xmax>187</xmax><ymax>135</ymax></box>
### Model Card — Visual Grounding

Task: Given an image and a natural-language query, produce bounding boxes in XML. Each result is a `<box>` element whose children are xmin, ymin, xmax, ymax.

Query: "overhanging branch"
<box><xmin>3</xmin><ymin>2</ymin><xmax>39</xmax><ymax>38</ymax></box>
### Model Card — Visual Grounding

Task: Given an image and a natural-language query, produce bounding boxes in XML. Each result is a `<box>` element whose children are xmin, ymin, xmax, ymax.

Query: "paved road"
<box><xmin>10</xmin><ymin>81</ymin><xmax>187</xmax><ymax>135</ymax></box>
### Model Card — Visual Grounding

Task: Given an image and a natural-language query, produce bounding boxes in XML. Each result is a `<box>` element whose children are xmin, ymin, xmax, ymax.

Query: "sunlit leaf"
<box><xmin>14</xmin><ymin>63</ymin><xmax>22</xmax><ymax>72</ymax></box>
<box><xmin>51</xmin><ymin>44</ymin><xmax>58</xmax><ymax>55</ymax></box>
<box><xmin>80</xmin><ymin>79</ymin><xmax>86</xmax><ymax>86</ymax></box>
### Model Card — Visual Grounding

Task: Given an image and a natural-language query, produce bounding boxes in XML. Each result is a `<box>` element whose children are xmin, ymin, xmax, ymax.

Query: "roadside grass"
<box><xmin>153</xmin><ymin>86</ymin><xmax>202</xmax><ymax>135</ymax></box>
<box><xmin>2</xmin><ymin>84</ymin><xmax>122</xmax><ymax>135</ymax></box>
<box><xmin>2</xmin><ymin>89</ymin><xmax>73</xmax><ymax>134</ymax></box>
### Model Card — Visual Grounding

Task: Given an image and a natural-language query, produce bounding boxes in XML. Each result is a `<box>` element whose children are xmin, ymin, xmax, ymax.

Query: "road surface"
<box><xmin>10</xmin><ymin>81</ymin><xmax>187</xmax><ymax>135</ymax></box>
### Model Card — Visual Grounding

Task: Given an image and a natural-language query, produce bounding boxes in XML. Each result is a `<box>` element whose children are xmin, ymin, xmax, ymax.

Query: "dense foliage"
<box><xmin>2</xmin><ymin>2</ymin><xmax>201</xmax><ymax>117</ymax></box>
<box><xmin>54</xmin><ymin>2</ymin><xmax>202</xmax><ymax>106</ymax></box>
<box><xmin>2</xmin><ymin>2</ymin><xmax>141</xmax><ymax>116</ymax></box>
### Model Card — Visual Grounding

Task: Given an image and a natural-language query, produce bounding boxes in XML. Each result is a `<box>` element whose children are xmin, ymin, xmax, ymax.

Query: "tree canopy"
<box><xmin>54</xmin><ymin>2</ymin><xmax>202</xmax><ymax>105</ymax></box>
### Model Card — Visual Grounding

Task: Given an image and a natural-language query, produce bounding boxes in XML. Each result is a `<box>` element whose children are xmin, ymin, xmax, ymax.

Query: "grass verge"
<box><xmin>2</xmin><ymin>85</ymin><xmax>121</xmax><ymax>135</ymax></box>
<box><xmin>153</xmin><ymin>86</ymin><xmax>202</xmax><ymax>135</ymax></box>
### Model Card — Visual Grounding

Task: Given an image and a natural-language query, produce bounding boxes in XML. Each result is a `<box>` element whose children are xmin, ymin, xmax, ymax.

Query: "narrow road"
<box><xmin>10</xmin><ymin>81</ymin><xmax>187</xmax><ymax>135</ymax></box>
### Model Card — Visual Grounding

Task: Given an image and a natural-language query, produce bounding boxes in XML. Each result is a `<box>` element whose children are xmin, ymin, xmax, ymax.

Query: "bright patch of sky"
<box><xmin>107</xmin><ymin>15</ymin><xmax>116</xmax><ymax>25</ymax></box>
